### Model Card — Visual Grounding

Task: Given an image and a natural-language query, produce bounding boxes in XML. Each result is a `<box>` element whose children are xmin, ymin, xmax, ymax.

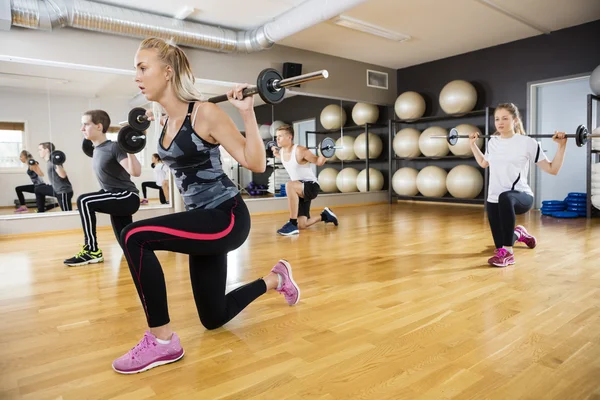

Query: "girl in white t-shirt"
<box><xmin>141</xmin><ymin>153</ymin><xmax>170</xmax><ymax>205</ymax></box>
<box><xmin>470</xmin><ymin>103</ymin><xmax>567</xmax><ymax>267</ymax></box>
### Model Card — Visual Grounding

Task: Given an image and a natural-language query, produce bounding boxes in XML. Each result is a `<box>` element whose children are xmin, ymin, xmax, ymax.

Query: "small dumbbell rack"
<box><xmin>586</xmin><ymin>94</ymin><xmax>600</xmax><ymax>218</ymax></box>
<box><xmin>387</xmin><ymin>107</ymin><xmax>493</xmax><ymax>206</ymax></box>
<box><xmin>306</xmin><ymin>122</ymin><xmax>388</xmax><ymax>192</ymax></box>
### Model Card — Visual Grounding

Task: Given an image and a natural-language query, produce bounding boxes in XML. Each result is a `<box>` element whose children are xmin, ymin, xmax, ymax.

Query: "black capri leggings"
<box><xmin>15</xmin><ymin>184</ymin><xmax>35</xmax><ymax>206</ymax></box>
<box><xmin>141</xmin><ymin>181</ymin><xmax>166</xmax><ymax>204</ymax></box>
<box><xmin>120</xmin><ymin>193</ymin><xmax>266</xmax><ymax>329</ymax></box>
<box><xmin>487</xmin><ymin>190</ymin><xmax>533</xmax><ymax>249</ymax></box>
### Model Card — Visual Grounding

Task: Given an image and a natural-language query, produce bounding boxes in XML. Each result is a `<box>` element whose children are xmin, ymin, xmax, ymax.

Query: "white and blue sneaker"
<box><xmin>321</xmin><ymin>207</ymin><xmax>338</xmax><ymax>226</ymax></box>
<box><xmin>277</xmin><ymin>221</ymin><xmax>299</xmax><ymax>236</ymax></box>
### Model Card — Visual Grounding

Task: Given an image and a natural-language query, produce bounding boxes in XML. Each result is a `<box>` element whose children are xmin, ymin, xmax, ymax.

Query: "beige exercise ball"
<box><xmin>318</xmin><ymin>168</ymin><xmax>339</xmax><ymax>193</ymax></box>
<box><xmin>320</xmin><ymin>104</ymin><xmax>346</xmax><ymax>130</ymax></box>
<box><xmin>356</xmin><ymin>168</ymin><xmax>384</xmax><ymax>192</ymax></box>
<box><xmin>270</xmin><ymin>120</ymin><xmax>287</xmax><ymax>137</ymax></box>
<box><xmin>446</xmin><ymin>164</ymin><xmax>483</xmax><ymax>199</ymax></box>
<box><xmin>392</xmin><ymin>167</ymin><xmax>419</xmax><ymax>196</ymax></box>
<box><xmin>393</xmin><ymin>128</ymin><xmax>421</xmax><ymax>158</ymax></box>
<box><xmin>419</xmin><ymin>126</ymin><xmax>449</xmax><ymax>157</ymax></box>
<box><xmin>439</xmin><ymin>80</ymin><xmax>477</xmax><ymax>115</ymax></box>
<box><xmin>394</xmin><ymin>91</ymin><xmax>426</xmax><ymax>121</ymax></box>
<box><xmin>448</xmin><ymin>124</ymin><xmax>484</xmax><ymax>156</ymax></box>
<box><xmin>259</xmin><ymin>124</ymin><xmax>272</xmax><ymax>140</ymax></box>
<box><xmin>335</xmin><ymin>136</ymin><xmax>357</xmax><ymax>161</ymax></box>
<box><xmin>326</xmin><ymin>151</ymin><xmax>339</xmax><ymax>163</ymax></box>
<box><xmin>416</xmin><ymin>166</ymin><xmax>448</xmax><ymax>197</ymax></box>
<box><xmin>336</xmin><ymin>167</ymin><xmax>359</xmax><ymax>193</ymax></box>
<box><xmin>354</xmin><ymin>132</ymin><xmax>383</xmax><ymax>160</ymax></box>
<box><xmin>352</xmin><ymin>103</ymin><xmax>379</xmax><ymax>125</ymax></box>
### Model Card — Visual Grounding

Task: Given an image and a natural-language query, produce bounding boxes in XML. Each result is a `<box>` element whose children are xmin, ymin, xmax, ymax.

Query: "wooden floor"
<box><xmin>1</xmin><ymin>201</ymin><xmax>600</xmax><ymax>399</ymax></box>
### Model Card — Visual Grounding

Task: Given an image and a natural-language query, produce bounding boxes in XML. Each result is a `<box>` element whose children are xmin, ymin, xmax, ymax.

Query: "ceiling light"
<box><xmin>332</xmin><ymin>15</ymin><xmax>411</xmax><ymax>42</ymax></box>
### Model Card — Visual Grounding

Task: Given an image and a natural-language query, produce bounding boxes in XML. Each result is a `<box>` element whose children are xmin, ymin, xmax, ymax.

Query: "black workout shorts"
<box><xmin>298</xmin><ymin>181</ymin><xmax>320</xmax><ymax>218</ymax></box>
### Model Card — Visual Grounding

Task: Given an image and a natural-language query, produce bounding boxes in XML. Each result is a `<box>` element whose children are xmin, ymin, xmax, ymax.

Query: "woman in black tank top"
<box><xmin>112</xmin><ymin>37</ymin><xmax>300</xmax><ymax>374</ymax></box>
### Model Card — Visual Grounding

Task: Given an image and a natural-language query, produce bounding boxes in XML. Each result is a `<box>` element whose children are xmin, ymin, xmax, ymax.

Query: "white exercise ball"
<box><xmin>270</xmin><ymin>120</ymin><xmax>287</xmax><ymax>137</ymax></box>
<box><xmin>335</xmin><ymin>136</ymin><xmax>357</xmax><ymax>160</ymax></box>
<box><xmin>591</xmin><ymin>64</ymin><xmax>600</xmax><ymax>96</ymax></box>
<box><xmin>439</xmin><ymin>80</ymin><xmax>477</xmax><ymax>115</ymax></box>
<box><xmin>394</xmin><ymin>91</ymin><xmax>426</xmax><ymax>121</ymax></box>
<box><xmin>354</xmin><ymin>132</ymin><xmax>383</xmax><ymax>160</ymax></box>
<box><xmin>416</xmin><ymin>166</ymin><xmax>448</xmax><ymax>197</ymax></box>
<box><xmin>393</xmin><ymin>128</ymin><xmax>421</xmax><ymax>158</ymax></box>
<box><xmin>318</xmin><ymin>168</ymin><xmax>339</xmax><ymax>193</ymax></box>
<box><xmin>259</xmin><ymin>124</ymin><xmax>272</xmax><ymax>140</ymax></box>
<box><xmin>419</xmin><ymin>126</ymin><xmax>449</xmax><ymax>157</ymax></box>
<box><xmin>392</xmin><ymin>167</ymin><xmax>419</xmax><ymax>196</ymax></box>
<box><xmin>352</xmin><ymin>103</ymin><xmax>379</xmax><ymax>125</ymax></box>
<box><xmin>320</xmin><ymin>104</ymin><xmax>346</xmax><ymax>130</ymax></box>
<box><xmin>356</xmin><ymin>168</ymin><xmax>384</xmax><ymax>192</ymax></box>
<box><xmin>446</xmin><ymin>165</ymin><xmax>483</xmax><ymax>199</ymax></box>
<box><xmin>336</xmin><ymin>167</ymin><xmax>359</xmax><ymax>193</ymax></box>
<box><xmin>449</xmin><ymin>124</ymin><xmax>484</xmax><ymax>156</ymax></box>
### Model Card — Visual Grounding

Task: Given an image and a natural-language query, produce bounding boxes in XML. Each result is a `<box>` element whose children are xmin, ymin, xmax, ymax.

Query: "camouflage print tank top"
<box><xmin>157</xmin><ymin>102</ymin><xmax>239</xmax><ymax>211</ymax></box>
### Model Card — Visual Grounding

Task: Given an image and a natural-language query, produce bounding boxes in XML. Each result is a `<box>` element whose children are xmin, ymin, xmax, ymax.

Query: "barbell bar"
<box><xmin>265</xmin><ymin>137</ymin><xmax>341</xmax><ymax>158</ymax></box>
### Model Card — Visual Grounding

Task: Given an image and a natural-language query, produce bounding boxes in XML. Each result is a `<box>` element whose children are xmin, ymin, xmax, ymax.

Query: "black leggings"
<box><xmin>34</xmin><ymin>184</ymin><xmax>73</xmax><ymax>212</ymax></box>
<box><xmin>77</xmin><ymin>190</ymin><xmax>140</xmax><ymax>252</ymax></box>
<box><xmin>15</xmin><ymin>184</ymin><xmax>35</xmax><ymax>205</ymax></box>
<box><xmin>141</xmin><ymin>181</ymin><xmax>166</xmax><ymax>204</ymax></box>
<box><xmin>487</xmin><ymin>190</ymin><xmax>533</xmax><ymax>248</ymax></box>
<box><xmin>120</xmin><ymin>193</ymin><xmax>266</xmax><ymax>329</ymax></box>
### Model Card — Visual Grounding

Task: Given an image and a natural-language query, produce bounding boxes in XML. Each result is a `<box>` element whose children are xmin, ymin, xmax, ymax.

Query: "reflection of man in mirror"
<box><xmin>140</xmin><ymin>153</ymin><xmax>170</xmax><ymax>205</ymax></box>
<box><xmin>33</xmin><ymin>142</ymin><xmax>74</xmax><ymax>213</ymax></box>
<box><xmin>63</xmin><ymin>110</ymin><xmax>142</xmax><ymax>267</ymax></box>
<box><xmin>271</xmin><ymin>124</ymin><xmax>339</xmax><ymax>236</ymax></box>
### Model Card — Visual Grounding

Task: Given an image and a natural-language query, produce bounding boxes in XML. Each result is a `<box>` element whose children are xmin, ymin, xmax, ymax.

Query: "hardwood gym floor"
<box><xmin>1</xmin><ymin>202</ymin><xmax>600</xmax><ymax>399</ymax></box>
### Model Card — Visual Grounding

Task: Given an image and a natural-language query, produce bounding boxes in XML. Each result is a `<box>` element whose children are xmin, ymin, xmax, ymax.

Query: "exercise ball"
<box><xmin>352</xmin><ymin>103</ymin><xmax>379</xmax><ymax>125</ymax></box>
<box><xmin>336</xmin><ymin>167</ymin><xmax>359</xmax><ymax>192</ymax></box>
<box><xmin>356</xmin><ymin>168</ymin><xmax>384</xmax><ymax>192</ymax></box>
<box><xmin>439</xmin><ymin>80</ymin><xmax>477</xmax><ymax>115</ymax></box>
<box><xmin>259</xmin><ymin>124</ymin><xmax>272</xmax><ymax>139</ymax></box>
<box><xmin>448</xmin><ymin>124</ymin><xmax>484</xmax><ymax>156</ymax></box>
<box><xmin>335</xmin><ymin>136</ymin><xmax>357</xmax><ymax>160</ymax></box>
<box><xmin>592</xmin><ymin>127</ymin><xmax>600</xmax><ymax>151</ymax></box>
<box><xmin>416</xmin><ymin>166</ymin><xmax>447</xmax><ymax>197</ymax></box>
<box><xmin>270</xmin><ymin>120</ymin><xmax>287</xmax><ymax>136</ymax></box>
<box><xmin>419</xmin><ymin>126</ymin><xmax>449</xmax><ymax>157</ymax></box>
<box><xmin>354</xmin><ymin>132</ymin><xmax>383</xmax><ymax>159</ymax></box>
<box><xmin>446</xmin><ymin>165</ymin><xmax>483</xmax><ymax>199</ymax></box>
<box><xmin>393</xmin><ymin>128</ymin><xmax>421</xmax><ymax>158</ymax></box>
<box><xmin>320</xmin><ymin>104</ymin><xmax>346</xmax><ymax>130</ymax></box>
<box><xmin>392</xmin><ymin>167</ymin><xmax>419</xmax><ymax>196</ymax></box>
<box><xmin>318</xmin><ymin>168</ymin><xmax>339</xmax><ymax>193</ymax></box>
<box><xmin>394</xmin><ymin>91</ymin><xmax>426</xmax><ymax>121</ymax></box>
<box><xmin>326</xmin><ymin>151</ymin><xmax>339</xmax><ymax>163</ymax></box>
<box><xmin>591</xmin><ymin>64</ymin><xmax>600</xmax><ymax>96</ymax></box>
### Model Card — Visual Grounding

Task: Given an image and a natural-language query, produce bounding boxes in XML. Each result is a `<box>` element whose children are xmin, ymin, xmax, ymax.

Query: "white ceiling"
<box><xmin>94</xmin><ymin>0</ymin><xmax>600</xmax><ymax>69</ymax></box>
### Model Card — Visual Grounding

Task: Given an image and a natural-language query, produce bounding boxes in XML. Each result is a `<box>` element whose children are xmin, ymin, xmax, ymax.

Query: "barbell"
<box><xmin>433</xmin><ymin>124</ymin><xmax>596</xmax><ymax>147</ymax></box>
<box><xmin>265</xmin><ymin>137</ymin><xmax>341</xmax><ymax>158</ymax></box>
<box><xmin>50</xmin><ymin>150</ymin><xmax>66</xmax><ymax>166</ymax></box>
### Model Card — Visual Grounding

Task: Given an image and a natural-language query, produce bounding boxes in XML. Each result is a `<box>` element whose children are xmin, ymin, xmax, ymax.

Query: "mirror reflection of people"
<box><xmin>14</xmin><ymin>150</ymin><xmax>57</xmax><ymax>213</ymax></box>
<box><xmin>34</xmin><ymin>142</ymin><xmax>74</xmax><ymax>213</ymax></box>
<box><xmin>140</xmin><ymin>153</ymin><xmax>170</xmax><ymax>205</ymax></box>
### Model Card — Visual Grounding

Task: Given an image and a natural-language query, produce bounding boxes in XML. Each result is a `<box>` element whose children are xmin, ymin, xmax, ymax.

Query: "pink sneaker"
<box><xmin>488</xmin><ymin>248</ymin><xmax>515</xmax><ymax>267</ymax></box>
<box><xmin>112</xmin><ymin>331</ymin><xmax>184</xmax><ymax>374</ymax></box>
<box><xmin>271</xmin><ymin>259</ymin><xmax>300</xmax><ymax>305</ymax></box>
<box><xmin>514</xmin><ymin>225</ymin><xmax>537</xmax><ymax>249</ymax></box>
<box><xmin>140</xmin><ymin>199</ymin><xmax>149</xmax><ymax>205</ymax></box>
<box><xmin>14</xmin><ymin>206</ymin><xmax>28</xmax><ymax>213</ymax></box>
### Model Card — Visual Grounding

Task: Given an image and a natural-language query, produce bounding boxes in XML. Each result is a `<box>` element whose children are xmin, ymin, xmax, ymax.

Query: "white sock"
<box><xmin>503</xmin><ymin>246</ymin><xmax>514</xmax><ymax>254</ymax></box>
<box><xmin>276</xmin><ymin>273</ymin><xmax>283</xmax><ymax>290</ymax></box>
<box><xmin>156</xmin><ymin>336</ymin><xmax>171</xmax><ymax>344</ymax></box>
<box><xmin>514</xmin><ymin>230</ymin><xmax>521</xmax><ymax>239</ymax></box>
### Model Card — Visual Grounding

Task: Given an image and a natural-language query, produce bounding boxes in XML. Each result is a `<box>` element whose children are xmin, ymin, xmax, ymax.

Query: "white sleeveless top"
<box><xmin>280</xmin><ymin>145</ymin><xmax>318</xmax><ymax>183</ymax></box>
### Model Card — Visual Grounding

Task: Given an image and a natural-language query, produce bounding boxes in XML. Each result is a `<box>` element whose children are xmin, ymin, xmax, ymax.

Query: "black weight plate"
<box><xmin>320</xmin><ymin>137</ymin><xmax>336</xmax><ymax>158</ymax></box>
<box><xmin>51</xmin><ymin>150</ymin><xmax>66</xmax><ymax>165</ymax></box>
<box><xmin>265</xmin><ymin>140</ymin><xmax>278</xmax><ymax>158</ymax></box>
<box><xmin>257</xmin><ymin>68</ymin><xmax>285</xmax><ymax>105</ymax></box>
<box><xmin>118</xmin><ymin>126</ymin><xmax>146</xmax><ymax>154</ymax></box>
<box><xmin>128</xmin><ymin>107</ymin><xmax>151</xmax><ymax>131</ymax></box>
<box><xmin>82</xmin><ymin>138</ymin><xmax>94</xmax><ymax>158</ymax></box>
<box><xmin>448</xmin><ymin>128</ymin><xmax>459</xmax><ymax>146</ymax></box>
<box><xmin>575</xmin><ymin>124</ymin><xmax>588</xmax><ymax>147</ymax></box>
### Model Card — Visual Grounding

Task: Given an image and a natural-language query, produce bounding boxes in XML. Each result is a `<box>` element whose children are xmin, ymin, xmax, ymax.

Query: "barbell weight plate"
<box><xmin>118</xmin><ymin>125</ymin><xmax>146</xmax><ymax>154</ymax></box>
<box><xmin>257</xmin><ymin>68</ymin><xmax>286</xmax><ymax>105</ymax></box>
<box><xmin>265</xmin><ymin>140</ymin><xmax>277</xmax><ymax>158</ymax></box>
<box><xmin>575</xmin><ymin>124</ymin><xmax>588</xmax><ymax>147</ymax></box>
<box><xmin>82</xmin><ymin>138</ymin><xmax>94</xmax><ymax>158</ymax></box>
<box><xmin>448</xmin><ymin>129</ymin><xmax>459</xmax><ymax>146</ymax></box>
<box><xmin>128</xmin><ymin>107</ymin><xmax>151</xmax><ymax>131</ymax></box>
<box><xmin>51</xmin><ymin>150</ymin><xmax>66</xmax><ymax>165</ymax></box>
<box><xmin>319</xmin><ymin>137</ymin><xmax>336</xmax><ymax>158</ymax></box>
<box><xmin>28</xmin><ymin>159</ymin><xmax>37</xmax><ymax>165</ymax></box>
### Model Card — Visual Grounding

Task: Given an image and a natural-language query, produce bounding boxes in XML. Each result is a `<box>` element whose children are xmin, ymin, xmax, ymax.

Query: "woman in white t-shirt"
<box><xmin>470</xmin><ymin>103</ymin><xmax>567</xmax><ymax>267</ymax></box>
<box><xmin>141</xmin><ymin>153</ymin><xmax>170</xmax><ymax>205</ymax></box>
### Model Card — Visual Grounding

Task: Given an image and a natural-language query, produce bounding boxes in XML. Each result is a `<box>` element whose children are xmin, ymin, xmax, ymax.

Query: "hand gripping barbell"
<box><xmin>265</xmin><ymin>137</ymin><xmax>341</xmax><ymax>158</ymax></box>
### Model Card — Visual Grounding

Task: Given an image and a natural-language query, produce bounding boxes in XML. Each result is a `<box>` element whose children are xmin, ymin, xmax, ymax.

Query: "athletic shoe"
<box><xmin>112</xmin><ymin>331</ymin><xmax>184</xmax><ymax>374</ymax></box>
<box><xmin>140</xmin><ymin>199</ymin><xmax>149</xmax><ymax>205</ymax></box>
<box><xmin>63</xmin><ymin>245</ymin><xmax>104</xmax><ymax>266</ymax></box>
<box><xmin>271</xmin><ymin>259</ymin><xmax>300</xmax><ymax>305</ymax></box>
<box><xmin>514</xmin><ymin>225</ymin><xmax>537</xmax><ymax>249</ymax></box>
<box><xmin>322</xmin><ymin>207</ymin><xmax>339</xmax><ymax>226</ymax></box>
<box><xmin>487</xmin><ymin>248</ymin><xmax>515</xmax><ymax>267</ymax></box>
<box><xmin>277</xmin><ymin>221</ymin><xmax>299</xmax><ymax>236</ymax></box>
<box><xmin>14</xmin><ymin>206</ymin><xmax>28</xmax><ymax>213</ymax></box>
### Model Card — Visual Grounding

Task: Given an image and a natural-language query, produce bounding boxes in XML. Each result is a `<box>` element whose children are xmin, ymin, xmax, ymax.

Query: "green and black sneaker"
<box><xmin>64</xmin><ymin>245</ymin><xmax>104</xmax><ymax>267</ymax></box>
